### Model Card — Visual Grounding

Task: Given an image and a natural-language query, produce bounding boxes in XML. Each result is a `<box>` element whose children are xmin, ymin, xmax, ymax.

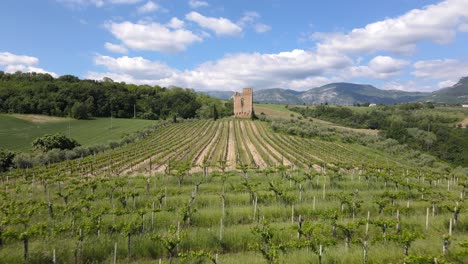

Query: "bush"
<box><xmin>32</xmin><ymin>133</ymin><xmax>80</xmax><ymax>152</ymax></box>
<box><xmin>0</xmin><ymin>148</ymin><xmax>15</xmax><ymax>172</ymax></box>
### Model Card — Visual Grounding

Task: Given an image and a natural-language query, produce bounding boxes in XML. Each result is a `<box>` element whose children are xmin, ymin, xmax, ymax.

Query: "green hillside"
<box><xmin>0</xmin><ymin>114</ymin><xmax>157</xmax><ymax>151</ymax></box>
<box><xmin>422</xmin><ymin>77</ymin><xmax>468</xmax><ymax>104</ymax></box>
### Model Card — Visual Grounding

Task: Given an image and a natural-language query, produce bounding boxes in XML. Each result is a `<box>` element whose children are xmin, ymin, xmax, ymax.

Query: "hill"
<box><xmin>422</xmin><ymin>77</ymin><xmax>468</xmax><ymax>104</ymax></box>
<box><xmin>254</xmin><ymin>88</ymin><xmax>304</xmax><ymax>104</ymax></box>
<box><xmin>254</xmin><ymin>83</ymin><xmax>429</xmax><ymax>105</ymax></box>
<box><xmin>199</xmin><ymin>90</ymin><xmax>234</xmax><ymax>100</ymax></box>
<box><xmin>0</xmin><ymin>114</ymin><xmax>157</xmax><ymax>151</ymax></box>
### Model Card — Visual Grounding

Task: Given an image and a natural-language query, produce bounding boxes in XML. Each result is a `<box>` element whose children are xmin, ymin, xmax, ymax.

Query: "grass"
<box><xmin>254</xmin><ymin>104</ymin><xmax>299</xmax><ymax>119</ymax></box>
<box><xmin>0</xmin><ymin>114</ymin><xmax>158</xmax><ymax>151</ymax></box>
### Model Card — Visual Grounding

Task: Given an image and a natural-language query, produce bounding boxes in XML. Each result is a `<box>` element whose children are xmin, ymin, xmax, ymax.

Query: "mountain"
<box><xmin>199</xmin><ymin>90</ymin><xmax>234</xmax><ymax>100</ymax></box>
<box><xmin>252</xmin><ymin>83</ymin><xmax>429</xmax><ymax>105</ymax></box>
<box><xmin>421</xmin><ymin>77</ymin><xmax>468</xmax><ymax>104</ymax></box>
<box><xmin>254</xmin><ymin>88</ymin><xmax>304</xmax><ymax>104</ymax></box>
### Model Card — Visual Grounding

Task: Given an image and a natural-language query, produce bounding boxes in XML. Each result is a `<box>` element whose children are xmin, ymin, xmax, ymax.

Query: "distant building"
<box><xmin>233</xmin><ymin>88</ymin><xmax>253</xmax><ymax>118</ymax></box>
<box><xmin>462</xmin><ymin>104</ymin><xmax>468</xmax><ymax>108</ymax></box>
<box><xmin>369</xmin><ymin>103</ymin><xmax>377</xmax><ymax>107</ymax></box>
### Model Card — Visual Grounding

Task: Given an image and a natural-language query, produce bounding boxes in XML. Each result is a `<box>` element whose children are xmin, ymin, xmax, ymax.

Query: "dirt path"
<box><xmin>226</xmin><ymin>121</ymin><xmax>236</xmax><ymax>170</ymax></box>
<box><xmin>251</xmin><ymin>122</ymin><xmax>292</xmax><ymax>166</ymax></box>
<box><xmin>239</xmin><ymin>121</ymin><xmax>267</xmax><ymax>168</ymax></box>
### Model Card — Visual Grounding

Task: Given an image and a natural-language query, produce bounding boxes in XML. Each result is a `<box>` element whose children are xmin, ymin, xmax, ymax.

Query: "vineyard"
<box><xmin>0</xmin><ymin>119</ymin><xmax>467</xmax><ymax>263</ymax></box>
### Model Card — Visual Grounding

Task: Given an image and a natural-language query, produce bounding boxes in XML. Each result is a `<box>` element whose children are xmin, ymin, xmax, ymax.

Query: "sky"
<box><xmin>1</xmin><ymin>0</ymin><xmax>468</xmax><ymax>92</ymax></box>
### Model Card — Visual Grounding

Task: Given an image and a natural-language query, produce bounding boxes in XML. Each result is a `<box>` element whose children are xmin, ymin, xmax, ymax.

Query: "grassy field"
<box><xmin>0</xmin><ymin>114</ymin><xmax>157</xmax><ymax>151</ymax></box>
<box><xmin>254</xmin><ymin>104</ymin><xmax>299</xmax><ymax>119</ymax></box>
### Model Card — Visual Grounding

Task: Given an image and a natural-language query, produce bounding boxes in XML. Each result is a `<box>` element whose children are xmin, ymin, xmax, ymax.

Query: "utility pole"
<box><xmin>134</xmin><ymin>104</ymin><xmax>136</xmax><ymax>119</ymax></box>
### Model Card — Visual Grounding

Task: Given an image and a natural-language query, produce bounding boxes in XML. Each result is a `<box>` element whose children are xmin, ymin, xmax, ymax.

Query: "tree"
<box><xmin>32</xmin><ymin>133</ymin><xmax>80</xmax><ymax>152</ymax></box>
<box><xmin>71</xmin><ymin>101</ymin><xmax>89</xmax><ymax>119</ymax></box>
<box><xmin>0</xmin><ymin>148</ymin><xmax>14</xmax><ymax>172</ymax></box>
<box><xmin>213</xmin><ymin>104</ymin><xmax>219</xmax><ymax>121</ymax></box>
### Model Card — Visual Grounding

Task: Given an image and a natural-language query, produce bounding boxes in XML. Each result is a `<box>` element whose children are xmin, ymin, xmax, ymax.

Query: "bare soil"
<box><xmin>11</xmin><ymin>114</ymin><xmax>67</xmax><ymax>123</ymax></box>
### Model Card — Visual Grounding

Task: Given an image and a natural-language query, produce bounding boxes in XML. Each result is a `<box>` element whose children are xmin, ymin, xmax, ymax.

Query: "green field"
<box><xmin>1</xmin><ymin>119</ymin><xmax>466</xmax><ymax>263</ymax></box>
<box><xmin>0</xmin><ymin>114</ymin><xmax>157</xmax><ymax>151</ymax></box>
<box><xmin>254</xmin><ymin>104</ymin><xmax>299</xmax><ymax>119</ymax></box>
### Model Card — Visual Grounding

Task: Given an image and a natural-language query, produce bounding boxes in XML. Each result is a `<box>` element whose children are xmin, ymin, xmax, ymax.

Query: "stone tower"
<box><xmin>233</xmin><ymin>88</ymin><xmax>253</xmax><ymax>118</ymax></box>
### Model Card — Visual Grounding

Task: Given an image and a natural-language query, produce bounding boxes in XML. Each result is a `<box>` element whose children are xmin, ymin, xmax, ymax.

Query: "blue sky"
<box><xmin>1</xmin><ymin>0</ymin><xmax>468</xmax><ymax>92</ymax></box>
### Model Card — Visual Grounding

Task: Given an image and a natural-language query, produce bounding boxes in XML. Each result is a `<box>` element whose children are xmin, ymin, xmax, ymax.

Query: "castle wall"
<box><xmin>233</xmin><ymin>88</ymin><xmax>253</xmax><ymax>118</ymax></box>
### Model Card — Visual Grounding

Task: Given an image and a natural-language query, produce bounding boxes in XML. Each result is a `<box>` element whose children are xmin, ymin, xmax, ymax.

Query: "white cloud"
<box><xmin>87</xmin><ymin>50</ymin><xmax>351</xmax><ymax>91</ymax></box>
<box><xmin>137</xmin><ymin>1</ymin><xmax>159</xmax><ymax>14</ymax></box>
<box><xmin>167</xmin><ymin>17</ymin><xmax>185</xmax><ymax>29</ymax></box>
<box><xmin>437</xmin><ymin>79</ymin><xmax>457</xmax><ymax>88</ymax></box>
<box><xmin>238</xmin><ymin>11</ymin><xmax>259</xmax><ymax>27</ymax></box>
<box><xmin>412</xmin><ymin>59</ymin><xmax>468</xmax><ymax>81</ymax></box>
<box><xmin>104</xmin><ymin>42</ymin><xmax>128</xmax><ymax>54</ymax></box>
<box><xmin>0</xmin><ymin>52</ymin><xmax>57</xmax><ymax>77</ymax></box>
<box><xmin>94</xmin><ymin>55</ymin><xmax>175</xmax><ymax>79</ymax></box>
<box><xmin>4</xmin><ymin>65</ymin><xmax>58</xmax><ymax>77</ymax></box>
<box><xmin>254</xmin><ymin>23</ymin><xmax>271</xmax><ymax>33</ymax></box>
<box><xmin>186</xmin><ymin>11</ymin><xmax>242</xmax><ymax>36</ymax></box>
<box><xmin>57</xmin><ymin>0</ymin><xmax>142</xmax><ymax>8</ymax></box>
<box><xmin>368</xmin><ymin>56</ymin><xmax>409</xmax><ymax>73</ymax></box>
<box><xmin>340</xmin><ymin>56</ymin><xmax>409</xmax><ymax>80</ymax></box>
<box><xmin>458</xmin><ymin>23</ymin><xmax>468</xmax><ymax>32</ymax></box>
<box><xmin>0</xmin><ymin>52</ymin><xmax>39</xmax><ymax>66</ymax></box>
<box><xmin>188</xmin><ymin>0</ymin><xmax>208</xmax><ymax>9</ymax></box>
<box><xmin>238</xmin><ymin>11</ymin><xmax>271</xmax><ymax>33</ymax></box>
<box><xmin>315</xmin><ymin>0</ymin><xmax>468</xmax><ymax>55</ymax></box>
<box><xmin>106</xmin><ymin>20</ymin><xmax>202</xmax><ymax>53</ymax></box>
<box><xmin>382</xmin><ymin>80</ymin><xmax>435</xmax><ymax>92</ymax></box>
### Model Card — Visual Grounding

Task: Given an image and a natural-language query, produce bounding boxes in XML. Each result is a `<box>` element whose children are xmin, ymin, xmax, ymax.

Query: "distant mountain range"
<box><xmin>420</xmin><ymin>77</ymin><xmax>468</xmax><ymax>104</ymax></box>
<box><xmin>200</xmin><ymin>77</ymin><xmax>468</xmax><ymax>105</ymax></box>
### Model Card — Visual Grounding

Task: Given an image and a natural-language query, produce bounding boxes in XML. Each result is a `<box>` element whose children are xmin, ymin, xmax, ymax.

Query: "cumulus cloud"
<box><xmin>0</xmin><ymin>52</ymin><xmax>39</xmax><ymax>66</ymax></box>
<box><xmin>0</xmin><ymin>51</ymin><xmax>57</xmax><ymax>77</ymax></box>
<box><xmin>339</xmin><ymin>56</ymin><xmax>409</xmax><ymax>80</ymax></box>
<box><xmin>188</xmin><ymin>0</ymin><xmax>208</xmax><ymax>9</ymax></box>
<box><xmin>94</xmin><ymin>55</ymin><xmax>175</xmax><ymax>79</ymax></box>
<box><xmin>382</xmin><ymin>80</ymin><xmax>435</xmax><ymax>92</ymax></box>
<box><xmin>87</xmin><ymin>50</ymin><xmax>351</xmax><ymax>91</ymax></box>
<box><xmin>106</xmin><ymin>20</ymin><xmax>202</xmax><ymax>53</ymax></box>
<box><xmin>186</xmin><ymin>11</ymin><xmax>242</xmax><ymax>36</ymax></box>
<box><xmin>167</xmin><ymin>17</ymin><xmax>185</xmax><ymax>29</ymax></box>
<box><xmin>136</xmin><ymin>1</ymin><xmax>159</xmax><ymax>14</ymax></box>
<box><xmin>104</xmin><ymin>42</ymin><xmax>128</xmax><ymax>54</ymax></box>
<box><xmin>57</xmin><ymin>0</ymin><xmax>142</xmax><ymax>8</ymax></box>
<box><xmin>368</xmin><ymin>56</ymin><xmax>409</xmax><ymax>73</ymax></box>
<box><xmin>314</xmin><ymin>0</ymin><xmax>468</xmax><ymax>55</ymax></box>
<box><xmin>412</xmin><ymin>59</ymin><xmax>468</xmax><ymax>82</ymax></box>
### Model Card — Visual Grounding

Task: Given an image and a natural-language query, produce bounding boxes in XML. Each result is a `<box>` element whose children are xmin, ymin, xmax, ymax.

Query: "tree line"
<box><xmin>0</xmin><ymin>71</ymin><xmax>232</xmax><ymax>120</ymax></box>
<box><xmin>289</xmin><ymin>104</ymin><xmax>468</xmax><ymax>167</ymax></box>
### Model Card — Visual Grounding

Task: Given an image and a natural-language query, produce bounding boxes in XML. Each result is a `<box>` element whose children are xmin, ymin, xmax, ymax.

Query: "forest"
<box><xmin>0</xmin><ymin>71</ymin><xmax>232</xmax><ymax>120</ymax></box>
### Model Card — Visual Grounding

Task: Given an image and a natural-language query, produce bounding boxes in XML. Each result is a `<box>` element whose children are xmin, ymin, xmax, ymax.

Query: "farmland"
<box><xmin>0</xmin><ymin>118</ymin><xmax>467</xmax><ymax>263</ymax></box>
<box><xmin>0</xmin><ymin>114</ymin><xmax>157</xmax><ymax>151</ymax></box>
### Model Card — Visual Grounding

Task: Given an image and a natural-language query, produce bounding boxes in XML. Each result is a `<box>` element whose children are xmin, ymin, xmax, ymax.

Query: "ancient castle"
<box><xmin>233</xmin><ymin>88</ymin><xmax>253</xmax><ymax>118</ymax></box>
